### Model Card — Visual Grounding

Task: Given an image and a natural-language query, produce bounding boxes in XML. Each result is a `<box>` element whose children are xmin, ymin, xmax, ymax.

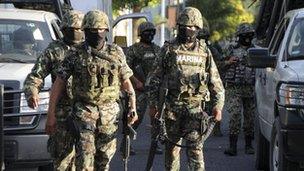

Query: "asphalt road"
<box><xmin>110</xmin><ymin>109</ymin><xmax>256</xmax><ymax>171</ymax></box>
<box><xmin>6</xmin><ymin>109</ymin><xmax>256</xmax><ymax>171</ymax></box>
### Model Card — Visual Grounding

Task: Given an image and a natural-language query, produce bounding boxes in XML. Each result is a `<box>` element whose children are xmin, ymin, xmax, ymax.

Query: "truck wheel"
<box><xmin>255</xmin><ymin>120</ymin><xmax>269</xmax><ymax>170</ymax></box>
<box><xmin>270</xmin><ymin>117</ymin><xmax>299</xmax><ymax>171</ymax></box>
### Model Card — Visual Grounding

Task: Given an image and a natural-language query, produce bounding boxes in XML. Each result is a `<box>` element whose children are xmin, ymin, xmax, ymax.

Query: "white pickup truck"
<box><xmin>248</xmin><ymin>8</ymin><xmax>304</xmax><ymax>171</ymax></box>
<box><xmin>0</xmin><ymin>0</ymin><xmax>152</xmax><ymax>170</ymax></box>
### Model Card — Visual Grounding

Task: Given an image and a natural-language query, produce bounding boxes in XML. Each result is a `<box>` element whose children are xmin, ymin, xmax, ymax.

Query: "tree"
<box><xmin>187</xmin><ymin>0</ymin><xmax>256</xmax><ymax>41</ymax></box>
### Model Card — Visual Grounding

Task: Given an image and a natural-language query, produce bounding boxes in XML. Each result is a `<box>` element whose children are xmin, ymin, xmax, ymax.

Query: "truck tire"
<box><xmin>255</xmin><ymin>120</ymin><xmax>269</xmax><ymax>170</ymax></box>
<box><xmin>270</xmin><ymin>117</ymin><xmax>299</xmax><ymax>171</ymax></box>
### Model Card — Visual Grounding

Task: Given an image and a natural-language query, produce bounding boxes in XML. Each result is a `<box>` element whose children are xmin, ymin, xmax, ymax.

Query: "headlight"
<box><xmin>277</xmin><ymin>83</ymin><xmax>304</xmax><ymax>109</ymax></box>
<box><xmin>19</xmin><ymin>92</ymin><xmax>49</xmax><ymax>124</ymax></box>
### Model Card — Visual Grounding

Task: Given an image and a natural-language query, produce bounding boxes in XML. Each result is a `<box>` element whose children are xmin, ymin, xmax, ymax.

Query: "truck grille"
<box><xmin>4</xmin><ymin>87</ymin><xmax>20</xmax><ymax>127</ymax></box>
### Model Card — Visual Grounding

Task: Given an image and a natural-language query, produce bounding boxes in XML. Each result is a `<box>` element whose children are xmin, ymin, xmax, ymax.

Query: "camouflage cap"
<box><xmin>82</xmin><ymin>10</ymin><xmax>110</xmax><ymax>30</ymax></box>
<box><xmin>138</xmin><ymin>22</ymin><xmax>156</xmax><ymax>35</ymax></box>
<box><xmin>177</xmin><ymin>7</ymin><xmax>203</xmax><ymax>29</ymax></box>
<box><xmin>236</xmin><ymin>23</ymin><xmax>255</xmax><ymax>35</ymax></box>
<box><xmin>61</xmin><ymin>10</ymin><xmax>84</xmax><ymax>29</ymax></box>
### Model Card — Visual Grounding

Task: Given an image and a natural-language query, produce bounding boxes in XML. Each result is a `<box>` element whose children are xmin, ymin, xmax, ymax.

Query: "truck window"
<box><xmin>0</xmin><ymin>19</ymin><xmax>52</xmax><ymax>61</ymax></box>
<box><xmin>287</xmin><ymin>18</ymin><xmax>304</xmax><ymax>60</ymax></box>
<box><xmin>269</xmin><ymin>18</ymin><xmax>289</xmax><ymax>56</ymax></box>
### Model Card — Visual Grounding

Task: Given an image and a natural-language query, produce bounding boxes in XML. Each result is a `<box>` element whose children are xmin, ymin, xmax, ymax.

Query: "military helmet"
<box><xmin>82</xmin><ymin>10</ymin><xmax>110</xmax><ymax>30</ymax></box>
<box><xmin>138</xmin><ymin>22</ymin><xmax>155</xmax><ymax>36</ymax></box>
<box><xmin>236</xmin><ymin>23</ymin><xmax>255</xmax><ymax>36</ymax></box>
<box><xmin>177</xmin><ymin>7</ymin><xmax>203</xmax><ymax>29</ymax></box>
<box><xmin>60</xmin><ymin>10</ymin><xmax>84</xmax><ymax>29</ymax></box>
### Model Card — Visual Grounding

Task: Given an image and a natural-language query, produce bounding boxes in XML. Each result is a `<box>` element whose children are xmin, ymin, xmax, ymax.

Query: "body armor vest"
<box><xmin>72</xmin><ymin>45</ymin><xmax>121</xmax><ymax>105</ymax></box>
<box><xmin>225</xmin><ymin>46</ymin><xmax>255</xmax><ymax>85</ymax></box>
<box><xmin>132</xmin><ymin>43</ymin><xmax>158</xmax><ymax>77</ymax></box>
<box><xmin>165</xmin><ymin>41</ymin><xmax>210</xmax><ymax>102</ymax></box>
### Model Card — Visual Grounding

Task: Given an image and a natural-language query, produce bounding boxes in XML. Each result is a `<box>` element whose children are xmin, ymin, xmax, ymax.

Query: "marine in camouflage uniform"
<box><xmin>23</xmin><ymin>10</ymin><xmax>84</xmax><ymax>170</ymax></box>
<box><xmin>45</xmin><ymin>10</ymin><xmax>137</xmax><ymax>171</ymax></box>
<box><xmin>149</xmin><ymin>7</ymin><xmax>224</xmax><ymax>171</ymax></box>
<box><xmin>223</xmin><ymin>23</ymin><xmax>256</xmax><ymax>156</ymax></box>
<box><xmin>197</xmin><ymin>26</ymin><xmax>225</xmax><ymax>137</ymax></box>
<box><xmin>125</xmin><ymin>22</ymin><xmax>162</xmax><ymax>154</ymax></box>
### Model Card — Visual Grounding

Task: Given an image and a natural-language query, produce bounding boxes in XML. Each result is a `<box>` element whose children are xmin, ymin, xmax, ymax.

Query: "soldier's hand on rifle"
<box><xmin>212</xmin><ymin>108</ymin><xmax>222</xmax><ymax>121</ymax></box>
<box><xmin>227</xmin><ymin>56</ymin><xmax>239</xmax><ymax>64</ymax></box>
<box><xmin>28</xmin><ymin>93</ymin><xmax>39</xmax><ymax>109</ymax></box>
<box><xmin>45</xmin><ymin>113</ymin><xmax>57</xmax><ymax>135</ymax></box>
<box><xmin>128</xmin><ymin>110</ymin><xmax>138</xmax><ymax>125</ymax></box>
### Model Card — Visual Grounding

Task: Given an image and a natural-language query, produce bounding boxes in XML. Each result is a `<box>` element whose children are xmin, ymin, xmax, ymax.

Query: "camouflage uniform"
<box><xmin>149</xmin><ymin>7</ymin><xmax>225</xmax><ymax>171</ymax></box>
<box><xmin>198</xmin><ymin>27</ymin><xmax>225</xmax><ymax>136</ymax></box>
<box><xmin>126</xmin><ymin>22</ymin><xmax>160</xmax><ymax>130</ymax></box>
<box><xmin>23</xmin><ymin>10</ymin><xmax>84</xmax><ymax>170</ymax></box>
<box><xmin>57</xmin><ymin>10</ymin><xmax>133</xmax><ymax>171</ymax></box>
<box><xmin>223</xmin><ymin>23</ymin><xmax>256</xmax><ymax>156</ymax></box>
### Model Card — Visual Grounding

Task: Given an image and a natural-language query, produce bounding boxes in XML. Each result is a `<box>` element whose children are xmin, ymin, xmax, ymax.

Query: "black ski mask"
<box><xmin>85</xmin><ymin>29</ymin><xmax>108</xmax><ymax>49</ymax></box>
<box><xmin>238</xmin><ymin>33</ymin><xmax>254</xmax><ymax>47</ymax></box>
<box><xmin>63</xmin><ymin>27</ymin><xmax>84</xmax><ymax>45</ymax></box>
<box><xmin>178</xmin><ymin>25</ymin><xmax>199</xmax><ymax>43</ymax></box>
<box><xmin>140</xmin><ymin>30</ymin><xmax>155</xmax><ymax>44</ymax></box>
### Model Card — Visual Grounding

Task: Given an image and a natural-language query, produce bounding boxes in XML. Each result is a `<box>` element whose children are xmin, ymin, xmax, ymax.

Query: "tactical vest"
<box><xmin>225</xmin><ymin>47</ymin><xmax>255</xmax><ymax>85</ymax></box>
<box><xmin>165</xmin><ymin>41</ymin><xmax>210</xmax><ymax>102</ymax></box>
<box><xmin>72</xmin><ymin>45</ymin><xmax>121</xmax><ymax>105</ymax></box>
<box><xmin>132</xmin><ymin>43</ymin><xmax>159</xmax><ymax>77</ymax></box>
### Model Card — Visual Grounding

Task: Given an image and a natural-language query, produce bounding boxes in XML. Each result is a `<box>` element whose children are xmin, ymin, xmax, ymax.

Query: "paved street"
<box><xmin>6</xmin><ymin>110</ymin><xmax>256</xmax><ymax>171</ymax></box>
<box><xmin>111</xmin><ymin>109</ymin><xmax>256</xmax><ymax>171</ymax></box>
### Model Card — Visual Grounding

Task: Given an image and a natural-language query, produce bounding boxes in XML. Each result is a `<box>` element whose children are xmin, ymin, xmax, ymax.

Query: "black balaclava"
<box><xmin>238</xmin><ymin>33</ymin><xmax>254</xmax><ymax>47</ymax></box>
<box><xmin>62</xmin><ymin>27</ymin><xmax>84</xmax><ymax>45</ymax></box>
<box><xmin>85</xmin><ymin>29</ymin><xmax>108</xmax><ymax>49</ymax></box>
<box><xmin>140</xmin><ymin>30</ymin><xmax>155</xmax><ymax>44</ymax></box>
<box><xmin>177</xmin><ymin>25</ymin><xmax>199</xmax><ymax>43</ymax></box>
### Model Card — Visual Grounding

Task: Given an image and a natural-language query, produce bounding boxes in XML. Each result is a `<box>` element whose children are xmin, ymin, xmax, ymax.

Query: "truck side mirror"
<box><xmin>246</xmin><ymin>48</ymin><xmax>276</xmax><ymax>68</ymax></box>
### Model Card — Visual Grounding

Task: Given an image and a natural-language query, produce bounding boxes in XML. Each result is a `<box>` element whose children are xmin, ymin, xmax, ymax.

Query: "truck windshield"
<box><xmin>0</xmin><ymin>19</ymin><xmax>52</xmax><ymax>63</ymax></box>
<box><xmin>287</xmin><ymin>18</ymin><xmax>304</xmax><ymax>60</ymax></box>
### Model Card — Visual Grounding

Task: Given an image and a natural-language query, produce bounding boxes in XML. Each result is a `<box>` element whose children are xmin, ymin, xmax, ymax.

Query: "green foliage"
<box><xmin>113</xmin><ymin>0</ymin><xmax>160</xmax><ymax>11</ymax></box>
<box><xmin>187</xmin><ymin>0</ymin><xmax>256</xmax><ymax>41</ymax></box>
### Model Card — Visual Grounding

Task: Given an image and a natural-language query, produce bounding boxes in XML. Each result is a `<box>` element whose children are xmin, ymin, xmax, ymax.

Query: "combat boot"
<box><xmin>245</xmin><ymin>135</ymin><xmax>255</xmax><ymax>155</ymax></box>
<box><xmin>224</xmin><ymin>134</ymin><xmax>238</xmax><ymax>156</ymax></box>
<box><xmin>212</xmin><ymin>122</ymin><xmax>223</xmax><ymax>137</ymax></box>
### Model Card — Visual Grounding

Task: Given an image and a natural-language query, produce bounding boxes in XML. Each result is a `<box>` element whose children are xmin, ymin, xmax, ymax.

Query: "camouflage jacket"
<box><xmin>23</xmin><ymin>40</ymin><xmax>75</xmax><ymax>107</ymax></box>
<box><xmin>57</xmin><ymin>43</ymin><xmax>133</xmax><ymax>106</ymax></box>
<box><xmin>126</xmin><ymin>42</ymin><xmax>160</xmax><ymax>83</ymax></box>
<box><xmin>223</xmin><ymin>44</ymin><xmax>255</xmax><ymax>86</ymax></box>
<box><xmin>148</xmin><ymin>39</ymin><xmax>225</xmax><ymax>110</ymax></box>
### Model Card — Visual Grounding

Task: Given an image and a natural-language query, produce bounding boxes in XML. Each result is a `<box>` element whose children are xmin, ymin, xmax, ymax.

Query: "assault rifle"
<box><xmin>145</xmin><ymin>86</ymin><xmax>168</xmax><ymax>171</ymax></box>
<box><xmin>121</xmin><ymin>92</ymin><xmax>137</xmax><ymax>171</ymax></box>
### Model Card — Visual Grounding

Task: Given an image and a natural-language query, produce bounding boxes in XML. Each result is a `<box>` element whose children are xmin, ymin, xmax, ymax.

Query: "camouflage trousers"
<box><xmin>225</xmin><ymin>86</ymin><xmax>255</xmax><ymax>136</ymax></box>
<box><xmin>132</xmin><ymin>91</ymin><xmax>148</xmax><ymax>130</ymax></box>
<box><xmin>164</xmin><ymin>102</ymin><xmax>205</xmax><ymax>171</ymax></box>
<box><xmin>47</xmin><ymin>106</ymin><xmax>75</xmax><ymax>171</ymax></box>
<box><xmin>73</xmin><ymin>101</ymin><xmax>119</xmax><ymax>171</ymax></box>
